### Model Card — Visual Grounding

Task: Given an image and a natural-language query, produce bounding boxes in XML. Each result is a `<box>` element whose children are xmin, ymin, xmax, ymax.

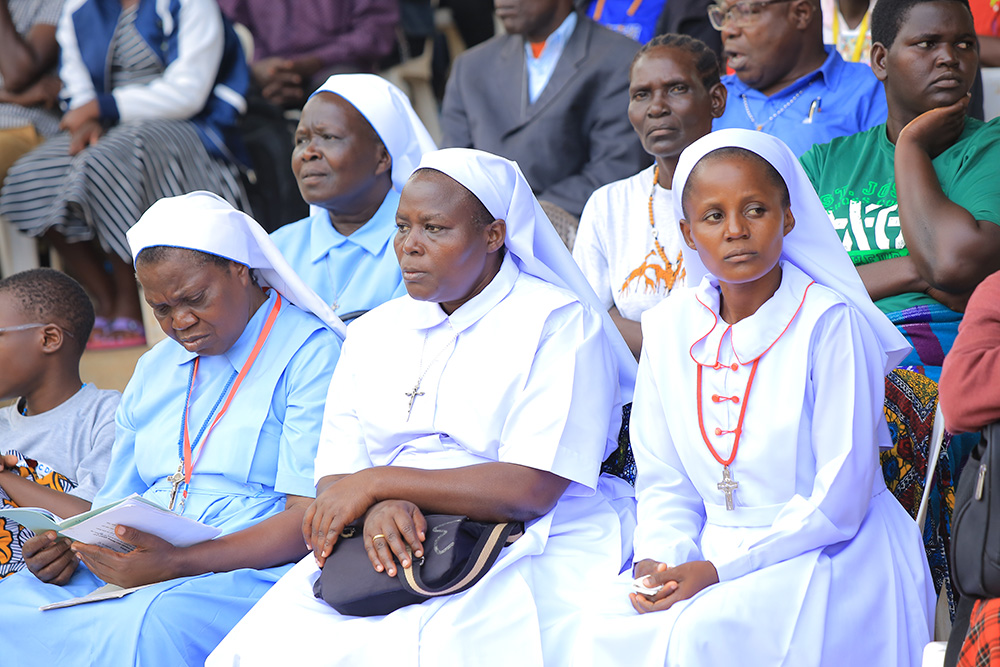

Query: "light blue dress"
<box><xmin>0</xmin><ymin>290</ymin><xmax>341</xmax><ymax>666</ymax></box>
<box><xmin>270</xmin><ymin>190</ymin><xmax>407</xmax><ymax>319</ymax></box>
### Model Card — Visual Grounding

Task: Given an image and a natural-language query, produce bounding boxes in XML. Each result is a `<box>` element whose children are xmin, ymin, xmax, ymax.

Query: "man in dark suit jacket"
<box><xmin>441</xmin><ymin>0</ymin><xmax>647</xmax><ymax>222</ymax></box>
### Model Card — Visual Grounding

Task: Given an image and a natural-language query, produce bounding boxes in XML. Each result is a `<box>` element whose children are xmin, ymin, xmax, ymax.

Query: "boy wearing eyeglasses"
<box><xmin>0</xmin><ymin>268</ymin><xmax>119</xmax><ymax>579</ymax></box>
<box><xmin>710</xmin><ymin>0</ymin><xmax>887</xmax><ymax>155</ymax></box>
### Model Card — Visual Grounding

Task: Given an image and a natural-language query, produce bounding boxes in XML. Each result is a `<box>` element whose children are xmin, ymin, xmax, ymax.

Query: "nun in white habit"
<box><xmin>573</xmin><ymin>129</ymin><xmax>935</xmax><ymax>666</ymax></box>
<box><xmin>271</xmin><ymin>73</ymin><xmax>438</xmax><ymax>319</ymax></box>
<box><xmin>0</xmin><ymin>191</ymin><xmax>344</xmax><ymax>667</ymax></box>
<box><xmin>208</xmin><ymin>149</ymin><xmax>638</xmax><ymax>667</ymax></box>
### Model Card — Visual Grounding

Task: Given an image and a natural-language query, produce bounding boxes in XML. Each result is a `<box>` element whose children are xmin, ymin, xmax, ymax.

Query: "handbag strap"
<box><xmin>400</xmin><ymin>521</ymin><xmax>524</xmax><ymax>598</ymax></box>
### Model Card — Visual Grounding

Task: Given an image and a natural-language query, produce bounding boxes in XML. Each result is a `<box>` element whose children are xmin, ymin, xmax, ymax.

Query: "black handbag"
<box><xmin>313</xmin><ymin>514</ymin><xmax>524</xmax><ymax>617</ymax></box>
<box><xmin>951</xmin><ymin>422</ymin><xmax>1000</xmax><ymax>599</ymax></box>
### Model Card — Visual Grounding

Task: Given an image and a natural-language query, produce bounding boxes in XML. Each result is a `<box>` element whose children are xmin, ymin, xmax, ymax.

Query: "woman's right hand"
<box><xmin>362</xmin><ymin>500</ymin><xmax>427</xmax><ymax>578</ymax></box>
<box><xmin>302</xmin><ymin>471</ymin><xmax>377</xmax><ymax>567</ymax></box>
<box><xmin>22</xmin><ymin>531</ymin><xmax>78</xmax><ymax>585</ymax></box>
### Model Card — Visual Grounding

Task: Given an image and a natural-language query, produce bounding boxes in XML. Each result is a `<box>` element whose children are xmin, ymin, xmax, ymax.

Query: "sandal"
<box><xmin>86</xmin><ymin>316</ymin><xmax>146</xmax><ymax>350</ymax></box>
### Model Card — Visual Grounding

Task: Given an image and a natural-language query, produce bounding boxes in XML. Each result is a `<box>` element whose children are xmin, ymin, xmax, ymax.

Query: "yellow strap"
<box><xmin>832</xmin><ymin>5</ymin><xmax>871</xmax><ymax>63</ymax></box>
<box><xmin>593</xmin><ymin>0</ymin><xmax>606</xmax><ymax>20</ymax></box>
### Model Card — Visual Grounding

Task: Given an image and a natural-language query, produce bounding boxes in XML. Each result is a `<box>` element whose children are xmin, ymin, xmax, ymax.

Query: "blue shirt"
<box><xmin>713</xmin><ymin>47</ymin><xmax>887</xmax><ymax>157</ymax></box>
<box><xmin>586</xmin><ymin>0</ymin><xmax>666</xmax><ymax>44</ymax></box>
<box><xmin>270</xmin><ymin>189</ymin><xmax>407</xmax><ymax>320</ymax></box>
<box><xmin>525</xmin><ymin>11</ymin><xmax>578</xmax><ymax>104</ymax></box>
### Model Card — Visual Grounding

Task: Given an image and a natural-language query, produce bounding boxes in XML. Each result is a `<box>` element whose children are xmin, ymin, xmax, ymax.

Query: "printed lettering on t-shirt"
<box><xmin>821</xmin><ymin>180</ymin><xmax>904</xmax><ymax>258</ymax></box>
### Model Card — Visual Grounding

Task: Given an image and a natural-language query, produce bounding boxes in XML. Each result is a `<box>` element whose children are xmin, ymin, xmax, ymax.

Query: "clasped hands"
<box><xmin>302</xmin><ymin>471</ymin><xmax>426</xmax><ymax>578</ymax></box>
<box><xmin>630</xmin><ymin>559</ymin><xmax>719</xmax><ymax>614</ymax></box>
<box><xmin>22</xmin><ymin>525</ymin><xmax>181</xmax><ymax>588</ymax></box>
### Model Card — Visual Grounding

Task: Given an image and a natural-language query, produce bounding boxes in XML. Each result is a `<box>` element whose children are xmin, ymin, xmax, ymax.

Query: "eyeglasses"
<box><xmin>708</xmin><ymin>0</ymin><xmax>794</xmax><ymax>30</ymax></box>
<box><xmin>0</xmin><ymin>323</ymin><xmax>75</xmax><ymax>338</ymax></box>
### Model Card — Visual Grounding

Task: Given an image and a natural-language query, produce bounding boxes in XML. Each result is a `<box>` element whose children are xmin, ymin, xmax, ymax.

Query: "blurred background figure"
<box><xmin>441</xmin><ymin>0</ymin><xmax>648</xmax><ymax>248</ymax></box>
<box><xmin>0</xmin><ymin>0</ymin><xmax>251</xmax><ymax>350</ymax></box>
<box><xmin>218</xmin><ymin>0</ymin><xmax>399</xmax><ymax>109</ymax></box>
<box><xmin>0</xmin><ymin>0</ymin><xmax>62</xmax><ymax>189</ymax></box>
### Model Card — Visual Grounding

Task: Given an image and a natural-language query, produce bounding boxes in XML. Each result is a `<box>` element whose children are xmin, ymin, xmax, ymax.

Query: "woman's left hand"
<box><xmin>629</xmin><ymin>560</ymin><xmax>719</xmax><ymax>614</ymax></box>
<box><xmin>71</xmin><ymin>524</ymin><xmax>181</xmax><ymax>589</ymax></box>
<box><xmin>897</xmin><ymin>93</ymin><xmax>970</xmax><ymax>158</ymax></box>
<box><xmin>363</xmin><ymin>500</ymin><xmax>427</xmax><ymax>577</ymax></box>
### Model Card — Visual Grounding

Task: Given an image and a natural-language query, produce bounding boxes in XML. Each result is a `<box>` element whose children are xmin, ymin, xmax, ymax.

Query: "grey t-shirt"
<box><xmin>0</xmin><ymin>383</ymin><xmax>119</xmax><ymax>501</ymax></box>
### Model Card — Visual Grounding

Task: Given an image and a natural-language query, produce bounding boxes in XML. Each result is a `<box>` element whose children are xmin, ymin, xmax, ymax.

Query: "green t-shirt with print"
<box><xmin>801</xmin><ymin>117</ymin><xmax>1000</xmax><ymax>314</ymax></box>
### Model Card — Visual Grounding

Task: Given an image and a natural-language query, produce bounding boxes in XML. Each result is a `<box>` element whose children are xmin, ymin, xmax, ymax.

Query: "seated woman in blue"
<box><xmin>0</xmin><ymin>191</ymin><xmax>344</xmax><ymax>666</ymax></box>
<box><xmin>270</xmin><ymin>74</ymin><xmax>437</xmax><ymax>321</ymax></box>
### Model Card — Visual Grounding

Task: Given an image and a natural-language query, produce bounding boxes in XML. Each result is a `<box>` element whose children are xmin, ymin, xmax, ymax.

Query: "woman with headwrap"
<box><xmin>271</xmin><ymin>74</ymin><xmax>437</xmax><ymax>321</ymax></box>
<box><xmin>574</xmin><ymin>129</ymin><xmax>934</xmax><ymax>666</ymax></box>
<box><xmin>0</xmin><ymin>191</ymin><xmax>344</xmax><ymax>666</ymax></box>
<box><xmin>208</xmin><ymin>148</ymin><xmax>638</xmax><ymax>666</ymax></box>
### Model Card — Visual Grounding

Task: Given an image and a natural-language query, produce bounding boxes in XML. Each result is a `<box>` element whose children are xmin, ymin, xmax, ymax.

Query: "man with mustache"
<box><xmin>710</xmin><ymin>0</ymin><xmax>887</xmax><ymax>155</ymax></box>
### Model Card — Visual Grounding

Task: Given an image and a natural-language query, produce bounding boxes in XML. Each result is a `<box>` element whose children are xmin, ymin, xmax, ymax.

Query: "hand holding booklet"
<box><xmin>0</xmin><ymin>493</ymin><xmax>221</xmax><ymax>553</ymax></box>
<box><xmin>0</xmin><ymin>494</ymin><xmax>222</xmax><ymax>610</ymax></box>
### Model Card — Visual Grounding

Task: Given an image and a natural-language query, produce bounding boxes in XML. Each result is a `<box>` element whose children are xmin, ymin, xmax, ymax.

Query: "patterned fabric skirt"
<box><xmin>958</xmin><ymin>599</ymin><xmax>1000</xmax><ymax>667</ymax></box>
<box><xmin>889</xmin><ymin>302</ymin><xmax>962</xmax><ymax>382</ymax></box>
<box><xmin>880</xmin><ymin>369</ymin><xmax>958</xmax><ymax>617</ymax></box>
<box><xmin>0</xmin><ymin>119</ymin><xmax>247</xmax><ymax>262</ymax></box>
<box><xmin>0</xmin><ymin>452</ymin><xmax>76</xmax><ymax>579</ymax></box>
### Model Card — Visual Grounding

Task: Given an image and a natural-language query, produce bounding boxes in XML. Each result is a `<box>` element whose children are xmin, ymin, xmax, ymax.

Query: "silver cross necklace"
<box><xmin>405</xmin><ymin>332</ymin><xmax>458</xmax><ymax>421</ymax></box>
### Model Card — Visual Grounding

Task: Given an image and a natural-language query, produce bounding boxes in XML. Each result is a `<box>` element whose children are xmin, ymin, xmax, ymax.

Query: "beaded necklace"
<box><xmin>648</xmin><ymin>166</ymin><xmax>679</xmax><ymax>268</ymax></box>
<box><xmin>742</xmin><ymin>81</ymin><xmax>815</xmax><ymax>131</ymax></box>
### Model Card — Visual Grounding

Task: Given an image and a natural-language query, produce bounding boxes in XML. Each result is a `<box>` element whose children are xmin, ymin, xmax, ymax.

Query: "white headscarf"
<box><xmin>670</xmin><ymin>129</ymin><xmax>910</xmax><ymax>371</ymax></box>
<box><xmin>127</xmin><ymin>191</ymin><xmax>347</xmax><ymax>340</ymax></box>
<box><xmin>416</xmin><ymin>148</ymin><xmax>638</xmax><ymax>399</ymax></box>
<box><xmin>309</xmin><ymin>74</ymin><xmax>437</xmax><ymax>192</ymax></box>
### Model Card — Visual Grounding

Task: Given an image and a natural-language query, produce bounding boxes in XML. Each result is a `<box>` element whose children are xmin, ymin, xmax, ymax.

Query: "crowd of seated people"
<box><xmin>0</xmin><ymin>0</ymin><xmax>998</xmax><ymax>664</ymax></box>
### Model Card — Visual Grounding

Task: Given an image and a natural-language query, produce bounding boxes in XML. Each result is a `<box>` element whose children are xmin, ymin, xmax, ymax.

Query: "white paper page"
<box><xmin>59</xmin><ymin>497</ymin><xmax>221</xmax><ymax>552</ymax></box>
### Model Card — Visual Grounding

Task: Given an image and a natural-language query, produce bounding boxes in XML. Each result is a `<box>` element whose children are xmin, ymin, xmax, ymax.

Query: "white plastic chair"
<box><xmin>917</xmin><ymin>402</ymin><xmax>947</xmax><ymax>528</ymax></box>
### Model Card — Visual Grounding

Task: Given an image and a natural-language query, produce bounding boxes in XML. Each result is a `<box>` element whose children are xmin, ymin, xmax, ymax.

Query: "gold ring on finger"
<box><xmin>371</xmin><ymin>533</ymin><xmax>387</xmax><ymax>545</ymax></box>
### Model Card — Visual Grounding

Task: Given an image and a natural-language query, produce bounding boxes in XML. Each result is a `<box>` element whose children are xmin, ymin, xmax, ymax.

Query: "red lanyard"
<box><xmin>180</xmin><ymin>293</ymin><xmax>282</xmax><ymax>492</ymax></box>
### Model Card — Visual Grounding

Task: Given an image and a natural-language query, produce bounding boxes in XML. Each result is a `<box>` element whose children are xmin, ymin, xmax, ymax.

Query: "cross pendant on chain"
<box><xmin>405</xmin><ymin>380</ymin><xmax>425</xmax><ymax>421</ymax></box>
<box><xmin>167</xmin><ymin>463</ymin><xmax>184</xmax><ymax>511</ymax></box>
<box><xmin>718</xmin><ymin>465</ymin><xmax>739</xmax><ymax>511</ymax></box>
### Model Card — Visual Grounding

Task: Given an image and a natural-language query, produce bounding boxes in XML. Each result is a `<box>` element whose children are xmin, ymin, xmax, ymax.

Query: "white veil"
<box><xmin>670</xmin><ymin>129</ymin><xmax>910</xmax><ymax>371</ymax></box>
<box><xmin>417</xmin><ymin>148</ymin><xmax>639</xmax><ymax>399</ymax></box>
<box><xmin>128</xmin><ymin>191</ymin><xmax>347</xmax><ymax>339</ymax></box>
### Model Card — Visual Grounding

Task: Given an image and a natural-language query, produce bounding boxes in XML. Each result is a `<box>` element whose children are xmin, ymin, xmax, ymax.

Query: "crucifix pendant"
<box><xmin>404</xmin><ymin>381</ymin><xmax>425</xmax><ymax>421</ymax></box>
<box><xmin>167</xmin><ymin>463</ymin><xmax>184</xmax><ymax>511</ymax></box>
<box><xmin>718</xmin><ymin>465</ymin><xmax>739</xmax><ymax>511</ymax></box>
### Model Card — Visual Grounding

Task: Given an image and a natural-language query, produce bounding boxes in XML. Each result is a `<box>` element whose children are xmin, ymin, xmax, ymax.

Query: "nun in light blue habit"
<box><xmin>0</xmin><ymin>191</ymin><xmax>343</xmax><ymax>666</ymax></box>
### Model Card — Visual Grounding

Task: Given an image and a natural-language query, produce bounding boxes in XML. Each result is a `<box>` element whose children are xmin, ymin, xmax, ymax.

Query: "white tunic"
<box><xmin>573</xmin><ymin>165</ymin><xmax>685</xmax><ymax>322</ymax></box>
<box><xmin>209</xmin><ymin>254</ymin><xmax>635</xmax><ymax>667</ymax></box>
<box><xmin>575</xmin><ymin>262</ymin><xmax>934</xmax><ymax>667</ymax></box>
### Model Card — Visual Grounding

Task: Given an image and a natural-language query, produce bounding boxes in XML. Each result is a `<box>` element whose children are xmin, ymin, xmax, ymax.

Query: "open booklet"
<box><xmin>0</xmin><ymin>493</ymin><xmax>221</xmax><ymax>553</ymax></box>
<box><xmin>0</xmin><ymin>494</ymin><xmax>223</xmax><ymax>611</ymax></box>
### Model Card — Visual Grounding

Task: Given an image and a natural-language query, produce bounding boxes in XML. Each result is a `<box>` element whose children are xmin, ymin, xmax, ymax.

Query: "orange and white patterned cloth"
<box><xmin>0</xmin><ymin>452</ymin><xmax>75</xmax><ymax>579</ymax></box>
